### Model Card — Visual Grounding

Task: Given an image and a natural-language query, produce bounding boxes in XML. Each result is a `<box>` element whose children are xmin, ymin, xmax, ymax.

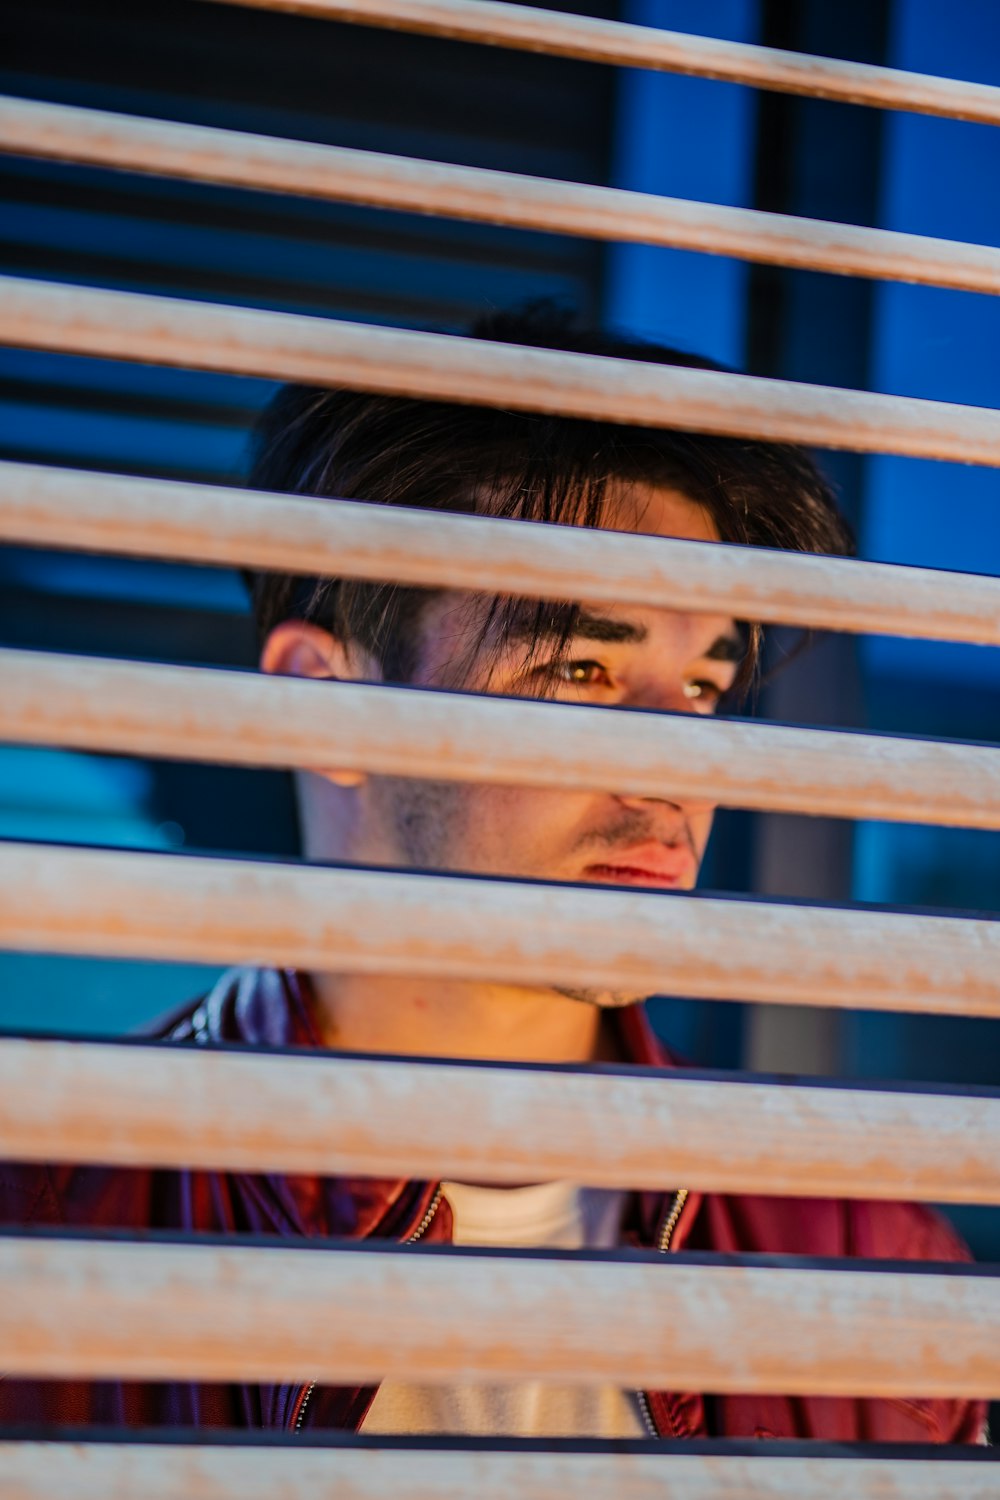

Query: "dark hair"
<box><xmin>246</xmin><ymin>304</ymin><xmax>853</xmax><ymax>702</ymax></box>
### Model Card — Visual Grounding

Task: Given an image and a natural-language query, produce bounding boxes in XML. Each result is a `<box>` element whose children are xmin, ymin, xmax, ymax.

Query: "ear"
<box><xmin>260</xmin><ymin>620</ymin><xmax>368</xmax><ymax>787</ymax></box>
<box><xmin>260</xmin><ymin>619</ymin><xmax>352</xmax><ymax>681</ymax></box>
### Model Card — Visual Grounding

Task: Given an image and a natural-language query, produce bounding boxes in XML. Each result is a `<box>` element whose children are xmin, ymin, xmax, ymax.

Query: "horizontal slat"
<box><xmin>3</xmin><ymin>278</ymin><xmax>1000</xmax><ymax>464</ymax></box>
<box><xmin>208</xmin><ymin>0</ymin><xmax>1000</xmax><ymax>126</ymax></box>
<box><xmin>4</xmin><ymin>462</ymin><xmax>1000</xmax><ymax>645</ymax></box>
<box><xmin>3</xmin><ymin>97</ymin><xmax>999</xmax><ymax>295</ymax></box>
<box><xmin>1</xmin><ymin>843</ymin><xmax>997</xmax><ymax>1018</ymax></box>
<box><xmin>1</xmin><ymin>1234</ymin><xmax>998</xmax><ymax>1395</ymax></box>
<box><xmin>2</xmin><ymin>1442</ymin><xmax>997</xmax><ymax>1500</ymax></box>
<box><xmin>2</xmin><ymin>1036</ymin><xmax>1000</xmax><ymax>1204</ymax></box>
<box><xmin>5</xmin><ymin>650</ymin><xmax>1000</xmax><ymax>830</ymax></box>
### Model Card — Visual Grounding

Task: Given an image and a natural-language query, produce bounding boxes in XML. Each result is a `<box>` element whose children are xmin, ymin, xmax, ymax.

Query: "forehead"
<box><xmin>607</xmin><ymin>479</ymin><xmax>719</xmax><ymax>545</ymax></box>
<box><xmin>412</xmin><ymin>480</ymin><xmax>734</xmax><ymax>682</ymax></box>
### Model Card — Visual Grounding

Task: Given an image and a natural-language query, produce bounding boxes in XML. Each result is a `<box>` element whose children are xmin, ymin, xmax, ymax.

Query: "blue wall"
<box><xmin>605</xmin><ymin>0</ymin><xmax>759</xmax><ymax>368</ymax></box>
<box><xmin>862</xmin><ymin>0</ymin><xmax>1000</xmax><ymax>699</ymax></box>
<box><xmin>848</xmin><ymin>1</ymin><xmax>1000</xmax><ymax>1069</ymax></box>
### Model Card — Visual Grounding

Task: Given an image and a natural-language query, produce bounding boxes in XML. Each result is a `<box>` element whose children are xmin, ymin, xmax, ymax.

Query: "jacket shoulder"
<box><xmin>137</xmin><ymin>967</ymin><xmax>310</xmax><ymax>1047</ymax></box>
<box><xmin>694</xmin><ymin>1189</ymin><xmax>985</xmax><ymax>1444</ymax></box>
<box><xmin>844</xmin><ymin>1195</ymin><xmax>973</xmax><ymax>1267</ymax></box>
<box><xmin>0</xmin><ymin>1161</ymin><xmax>65</xmax><ymax>1225</ymax></box>
<box><xmin>0</xmin><ymin>977</ymin><xmax>230</xmax><ymax>1230</ymax></box>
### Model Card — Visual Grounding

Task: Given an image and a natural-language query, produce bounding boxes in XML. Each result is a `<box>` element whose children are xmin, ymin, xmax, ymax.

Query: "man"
<box><xmin>0</xmin><ymin>307</ymin><xmax>985</xmax><ymax>1442</ymax></box>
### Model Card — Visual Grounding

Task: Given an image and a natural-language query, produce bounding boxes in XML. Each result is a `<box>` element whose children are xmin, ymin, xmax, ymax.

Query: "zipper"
<box><xmin>404</xmin><ymin>1186</ymin><xmax>444</xmax><ymax>1246</ymax></box>
<box><xmin>291</xmin><ymin>1186</ymin><xmax>444</xmax><ymax>1433</ymax></box>
<box><xmin>292</xmin><ymin>1382</ymin><xmax>315</xmax><ymax>1434</ymax></box>
<box><xmin>656</xmin><ymin>1188</ymin><xmax>690</xmax><ymax>1256</ymax></box>
<box><xmin>635</xmin><ymin>1187</ymin><xmax>690</xmax><ymax>1439</ymax></box>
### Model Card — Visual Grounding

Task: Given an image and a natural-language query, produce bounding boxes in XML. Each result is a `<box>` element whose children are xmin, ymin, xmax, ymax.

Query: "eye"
<box><xmin>527</xmin><ymin>658</ymin><xmax>614</xmax><ymax>697</ymax></box>
<box><xmin>683</xmin><ymin>678</ymin><xmax>725</xmax><ymax>712</ymax></box>
<box><xmin>554</xmin><ymin>659</ymin><xmax>610</xmax><ymax>687</ymax></box>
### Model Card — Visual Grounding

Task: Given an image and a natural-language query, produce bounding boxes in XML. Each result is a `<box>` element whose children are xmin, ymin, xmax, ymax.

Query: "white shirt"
<box><xmin>361</xmin><ymin>1178</ymin><xmax>647</xmax><ymax>1438</ymax></box>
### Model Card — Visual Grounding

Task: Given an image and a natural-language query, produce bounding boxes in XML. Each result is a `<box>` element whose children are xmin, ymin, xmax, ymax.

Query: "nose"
<box><xmin>617</xmin><ymin>681</ymin><xmax>719</xmax><ymax>819</ymax></box>
<box><xmin>616</xmin><ymin>790</ymin><xmax>717</xmax><ymax>821</ymax></box>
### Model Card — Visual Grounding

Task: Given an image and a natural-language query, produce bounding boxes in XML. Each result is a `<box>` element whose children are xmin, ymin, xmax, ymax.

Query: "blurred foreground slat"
<box><xmin>3</xmin><ymin>98</ymin><xmax>999</xmax><ymax>293</ymax></box>
<box><xmin>1</xmin><ymin>1036</ymin><xmax>999</xmax><ymax>1203</ymax></box>
<box><xmin>207</xmin><ymin>0</ymin><xmax>1000</xmax><ymax>126</ymax></box>
<box><xmin>3</xmin><ymin>278</ymin><xmax>1000</xmax><ymax>463</ymax></box>
<box><xmin>1</xmin><ymin>1234</ymin><xmax>998</xmax><ymax>1395</ymax></box>
<box><xmin>0</xmin><ymin>842</ymin><xmax>998</xmax><ymax>1018</ymax></box>
<box><xmin>4</xmin><ymin>650</ymin><xmax>1000</xmax><ymax>828</ymax></box>
<box><xmin>3</xmin><ymin>462</ymin><xmax>1000</xmax><ymax>644</ymax></box>
<box><xmin>1</xmin><ymin>1439</ymin><xmax>997</xmax><ymax>1500</ymax></box>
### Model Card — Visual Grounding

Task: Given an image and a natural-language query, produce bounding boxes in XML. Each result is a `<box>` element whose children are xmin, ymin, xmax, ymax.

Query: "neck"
<box><xmin>308</xmin><ymin>972</ymin><xmax>606</xmax><ymax>1064</ymax></box>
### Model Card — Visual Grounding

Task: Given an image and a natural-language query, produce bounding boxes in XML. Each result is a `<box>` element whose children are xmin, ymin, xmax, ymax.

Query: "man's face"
<box><xmin>286</xmin><ymin>481</ymin><xmax>742</xmax><ymax>1004</ymax></box>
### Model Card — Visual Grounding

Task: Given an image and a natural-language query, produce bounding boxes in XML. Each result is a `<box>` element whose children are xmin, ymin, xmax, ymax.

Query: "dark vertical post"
<box><xmin>744</xmin><ymin>0</ymin><xmax>890</xmax><ymax>1074</ymax></box>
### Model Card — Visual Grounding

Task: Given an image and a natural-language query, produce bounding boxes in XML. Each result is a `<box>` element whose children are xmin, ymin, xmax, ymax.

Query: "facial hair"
<box><xmin>566</xmin><ymin>804</ymin><xmax>697</xmax><ymax>864</ymax></box>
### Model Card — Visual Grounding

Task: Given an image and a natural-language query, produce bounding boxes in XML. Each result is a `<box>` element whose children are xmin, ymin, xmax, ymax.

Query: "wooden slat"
<box><xmin>1</xmin><ymin>1234</ymin><xmax>997</xmax><ymax>1395</ymax></box>
<box><xmin>3</xmin><ymin>97</ymin><xmax>999</xmax><ymax>295</ymax></box>
<box><xmin>1</xmin><ymin>842</ymin><xmax>997</xmax><ymax>1019</ymax></box>
<box><xmin>1</xmin><ymin>1441</ymin><xmax>996</xmax><ymax>1500</ymax></box>
<box><xmin>3</xmin><ymin>278</ymin><xmax>1000</xmax><ymax>464</ymax></box>
<box><xmin>207</xmin><ymin>0</ymin><xmax>1000</xmax><ymax>127</ymax></box>
<box><xmin>5</xmin><ymin>649</ymin><xmax>1000</xmax><ymax>831</ymax></box>
<box><xmin>4</xmin><ymin>461</ymin><xmax>1000</xmax><ymax>646</ymax></box>
<box><xmin>2</xmin><ymin>1037</ymin><xmax>999</xmax><ymax>1204</ymax></box>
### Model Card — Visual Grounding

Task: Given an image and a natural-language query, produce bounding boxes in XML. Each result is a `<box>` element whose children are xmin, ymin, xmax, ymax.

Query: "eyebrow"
<box><xmin>503</xmin><ymin>605</ymin><xmax>646</xmax><ymax>647</ymax></box>
<box><xmin>703</xmin><ymin>631</ymin><xmax>745</xmax><ymax>663</ymax></box>
<box><xmin>508</xmin><ymin>607</ymin><xmax>744</xmax><ymax>661</ymax></box>
<box><xmin>569</xmin><ymin>609</ymin><xmax>648</xmax><ymax>645</ymax></box>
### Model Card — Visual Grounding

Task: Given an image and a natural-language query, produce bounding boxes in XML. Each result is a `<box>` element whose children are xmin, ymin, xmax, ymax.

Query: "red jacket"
<box><xmin>0</xmin><ymin>966</ymin><xmax>985</xmax><ymax>1442</ymax></box>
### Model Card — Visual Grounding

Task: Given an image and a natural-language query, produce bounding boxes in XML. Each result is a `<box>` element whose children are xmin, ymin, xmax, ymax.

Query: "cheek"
<box><xmin>389</xmin><ymin>780</ymin><xmax>596</xmax><ymax>876</ymax></box>
<box><xmin>374</xmin><ymin>777</ymin><xmax>541</xmax><ymax>872</ymax></box>
<box><xmin>452</xmin><ymin>786</ymin><xmax>598</xmax><ymax>876</ymax></box>
<box><xmin>374</xmin><ymin>775</ymin><xmax>474</xmax><ymax>868</ymax></box>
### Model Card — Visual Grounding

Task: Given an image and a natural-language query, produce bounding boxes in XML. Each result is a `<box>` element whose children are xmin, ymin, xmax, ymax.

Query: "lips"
<box><xmin>582</xmin><ymin>840</ymin><xmax>696</xmax><ymax>889</ymax></box>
